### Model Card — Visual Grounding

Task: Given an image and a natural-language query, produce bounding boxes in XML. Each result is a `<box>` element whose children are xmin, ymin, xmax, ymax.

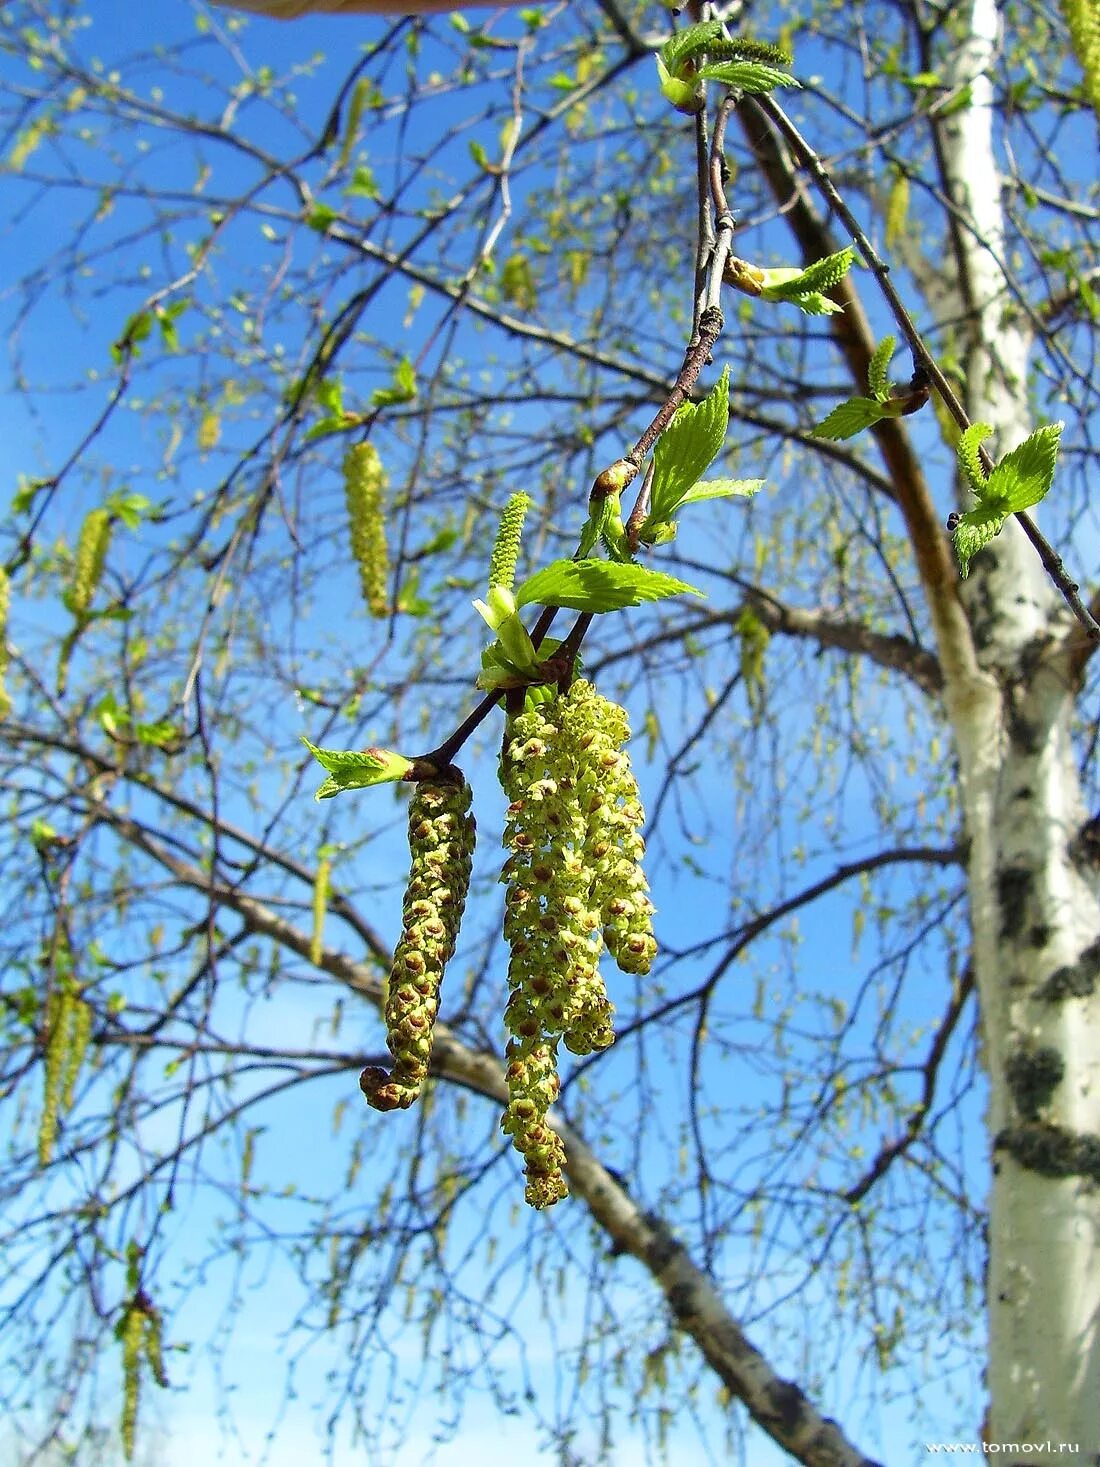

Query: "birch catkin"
<box><xmin>343</xmin><ymin>442</ymin><xmax>390</xmax><ymax>618</ymax></box>
<box><xmin>359</xmin><ymin>777</ymin><xmax>476</xmax><ymax>1112</ymax></box>
<box><xmin>0</xmin><ymin>566</ymin><xmax>10</xmax><ymax>721</ymax></box>
<box><xmin>498</xmin><ymin>680</ymin><xmax>656</xmax><ymax>1208</ymax></box>
<box><xmin>66</xmin><ymin>508</ymin><xmax>111</xmax><ymax>617</ymax></box>
<box><xmin>1063</xmin><ymin>0</ymin><xmax>1100</xmax><ymax>118</ymax></box>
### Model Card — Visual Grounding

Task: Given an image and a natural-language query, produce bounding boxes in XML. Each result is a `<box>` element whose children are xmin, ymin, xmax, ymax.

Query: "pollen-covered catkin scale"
<box><xmin>359</xmin><ymin>776</ymin><xmax>475</xmax><ymax>1112</ymax></box>
<box><xmin>343</xmin><ymin>442</ymin><xmax>390</xmax><ymax>618</ymax></box>
<box><xmin>66</xmin><ymin>508</ymin><xmax>111</xmax><ymax>618</ymax></box>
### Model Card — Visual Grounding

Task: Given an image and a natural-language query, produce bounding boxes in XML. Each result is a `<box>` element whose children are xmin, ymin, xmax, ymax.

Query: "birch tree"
<box><xmin>0</xmin><ymin>1</ymin><xmax>1097</xmax><ymax>1463</ymax></box>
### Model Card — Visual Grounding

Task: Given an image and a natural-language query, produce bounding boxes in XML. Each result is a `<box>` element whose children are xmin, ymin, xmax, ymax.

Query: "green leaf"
<box><xmin>306</xmin><ymin>204</ymin><xmax>338</xmax><ymax>233</ymax></box>
<box><xmin>468</xmin><ymin>140</ymin><xmax>492</xmax><ymax>171</ymax></box>
<box><xmin>956</xmin><ymin>422</ymin><xmax>993</xmax><ymax>494</ymax></box>
<box><xmin>370</xmin><ymin>356</ymin><xmax>417</xmax><ymax>408</ymax></box>
<box><xmin>648</xmin><ymin>366</ymin><xmax>730</xmax><ymax>523</ymax></box>
<box><xmin>112</xmin><ymin>310</ymin><xmax>153</xmax><ymax>364</ymax></box>
<box><xmin>693</xmin><ymin>61</ymin><xmax>800</xmax><ymax>94</ymax></box>
<box><xmin>952</xmin><ymin>503</ymin><xmax>1006</xmax><ymax>578</ymax></box>
<box><xmin>346</xmin><ymin>165</ymin><xmax>379</xmax><ymax>200</ymax></box>
<box><xmin>302</xmin><ymin>739</ymin><xmax>413</xmax><ymax>800</ymax></box>
<box><xmin>950</xmin><ymin>424</ymin><xmax>1062</xmax><ymax>577</ymax></box>
<box><xmin>676</xmin><ymin>478</ymin><xmax>764</xmax><ymax>505</ymax></box>
<box><xmin>984</xmin><ymin>421</ymin><xmax>1063</xmax><ymax>513</ymax></box>
<box><xmin>758</xmin><ymin>249</ymin><xmax>853</xmax><ymax>313</ymax></box>
<box><xmin>514</xmin><ymin>559</ymin><xmax>702</xmax><ymax>614</ymax></box>
<box><xmin>660</xmin><ymin>19</ymin><xmax>727</xmax><ymax>74</ymax></box>
<box><xmin>811</xmin><ymin>397</ymin><xmax>890</xmax><ymax>441</ymax></box>
<box><xmin>867</xmin><ymin>336</ymin><xmax>896</xmax><ymax>402</ymax></box>
<box><xmin>783</xmin><ymin>247</ymin><xmax>854</xmax><ymax>295</ymax></box>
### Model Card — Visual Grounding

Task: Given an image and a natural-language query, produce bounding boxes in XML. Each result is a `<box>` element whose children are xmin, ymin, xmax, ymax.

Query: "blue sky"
<box><xmin>0</xmin><ymin>2</ymin><xmax>1007</xmax><ymax>1462</ymax></box>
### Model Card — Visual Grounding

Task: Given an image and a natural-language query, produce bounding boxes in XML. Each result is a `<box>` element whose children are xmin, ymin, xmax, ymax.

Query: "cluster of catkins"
<box><xmin>359</xmin><ymin>777</ymin><xmax>476</xmax><ymax>1113</ymax></box>
<box><xmin>499</xmin><ymin>678</ymin><xmax>655</xmax><ymax>1208</ymax></box>
<box><xmin>357</xmin><ymin>679</ymin><xmax>653</xmax><ymax>1209</ymax></box>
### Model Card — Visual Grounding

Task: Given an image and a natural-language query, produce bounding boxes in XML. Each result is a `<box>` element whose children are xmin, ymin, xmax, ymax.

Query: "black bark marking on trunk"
<box><xmin>1035</xmin><ymin>937</ymin><xmax>1100</xmax><ymax>1001</ymax></box>
<box><xmin>997</xmin><ymin>866</ymin><xmax>1034</xmax><ymax>942</ymax></box>
<box><xmin>1004</xmin><ymin>1044</ymin><xmax>1064</xmax><ymax>1119</ymax></box>
<box><xmin>995</xmin><ymin>1122</ymin><xmax>1100</xmax><ymax>1181</ymax></box>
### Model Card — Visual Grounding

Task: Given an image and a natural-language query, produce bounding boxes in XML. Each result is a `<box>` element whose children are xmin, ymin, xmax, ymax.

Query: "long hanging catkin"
<box><xmin>359</xmin><ymin>777</ymin><xmax>475</xmax><ymax>1112</ymax></box>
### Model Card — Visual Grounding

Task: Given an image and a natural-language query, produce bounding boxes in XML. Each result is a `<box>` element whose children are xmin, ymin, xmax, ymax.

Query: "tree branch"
<box><xmin>78</xmin><ymin>793</ymin><xmax>881</xmax><ymax>1467</ymax></box>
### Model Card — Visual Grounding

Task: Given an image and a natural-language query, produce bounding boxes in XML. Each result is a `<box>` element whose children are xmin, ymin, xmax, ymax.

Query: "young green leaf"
<box><xmin>951</xmin><ymin>422</ymin><xmax>1063</xmax><ymax>576</ymax></box>
<box><xmin>867</xmin><ymin>336</ymin><xmax>896</xmax><ymax>402</ymax></box>
<box><xmin>302</xmin><ymin>739</ymin><xmax>413</xmax><ymax>801</ymax></box>
<box><xmin>984</xmin><ymin>421</ymin><xmax>1063</xmax><ymax>512</ymax></box>
<box><xmin>648</xmin><ymin>366</ymin><xmax>730</xmax><ymax>523</ymax></box>
<box><xmin>660</xmin><ymin>19</ymin><xmax>727</xmax><ymax>74</ymax></box>
<box><xmin>513</xmin><ymin>560</ymin><xmax>703</xmax><ymax>614</ymax></box>
<box><xmin>811</xmin><ymin>397</ymin><xmax>890</xmax><ymax>441</ymax></box>
<box><xmin>951</xmin><ymin>502</ymin><xmax>1008</xmax><ymax>578</ymax></box>
<box><xmin>693</xmin><ymin>61</ymin><xmax>800</xmax><ymax>94</ymax></box>
<box><xmin>757</xmin><ymin>248</ymin><xmax>853</xmax><ymax>314</ymax></box>
<box><xmin>370</xmin><ymin>357</ymin><xmax>417</xmax><ymax>409</ymax></box>
<box><xmin>675</xmin><ymin>478</ymin><xmax>764</xmax><ymax>505</ymax></box>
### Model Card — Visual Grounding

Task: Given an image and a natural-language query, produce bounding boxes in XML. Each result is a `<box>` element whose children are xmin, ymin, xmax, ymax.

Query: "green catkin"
<box><xmin>118</xmin><ymin>1304</ymin><xmax>144</xmax><ymax>1461</ymax></box>
<box><xmin>558</xmin><ymin>680</ymin><xmax>657</xmax><ymax>981</ymax></box>
<box><xmin>38</xmin><ymin>988</ymin><xmax>68</xmax><ymax>1166</ymax></box>
<box><xmin>310</xmin><ymin>857</ymin><xmax>330</xmax><ymax>966</ymax></box>
<box><xmin>359</xmin><ymin>777</ymin><xmax>475</xmax><ymax>1112</ymax></box>
<box><xmin>339</xmin><ymin>77</ymin><xmax>370</xmax><ymax>170</ymax></box>
<box><xmin>487</xmin><ymin>492</ymin><xmax>532</xmax><ymax>592</ymax></box>
<box><xmin>498</xmin><ymin>681</ymin><xmax>655</xmax><ymax>1208</ymax></box>
<box><xmin>1062</xmin><ymin>0</ymin><xmax>1100</xmax><ymax>118</ymax></box>
<box><xmin>142</xmin><ymin>1304</ymin><xmax>169</xmax><ymax>1389</ymax></box>
<box><xmin>66</xmin><ymin>508</ymin><xmax>111</xmax><ymax>618</ymax></box>
<box><xmin>0</xmin><ymin>565</ymin><xmax>10</xmax><ymax>721</ymax></box>
<box><xmin>343</xmin><ymin>442</ymin><xmax>390</xmax><ymax>618</ymax></box>
<box><xmin>60</xmin><ymin>987</ymin><xmax>92</xmax><ymax>1113</ymax></box>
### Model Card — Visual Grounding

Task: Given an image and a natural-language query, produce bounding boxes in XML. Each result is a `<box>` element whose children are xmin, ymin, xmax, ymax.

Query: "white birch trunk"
<box><xmin>936</xmin><ymin>0</ymin><xmax>1100</xmax><ymax>1452</ymax></box>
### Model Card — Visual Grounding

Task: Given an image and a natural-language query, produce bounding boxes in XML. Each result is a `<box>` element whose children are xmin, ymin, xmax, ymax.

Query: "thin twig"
<box><xmin>754</xmin><ymin>94</ymin><xmax>1100</xmax><ymax>643</ymax></box>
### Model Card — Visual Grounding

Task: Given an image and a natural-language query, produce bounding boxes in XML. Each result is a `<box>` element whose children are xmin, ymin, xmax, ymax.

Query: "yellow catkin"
<box><xmin>310</xmin><ymin>857</ymin><xmax>330</xmax><ymax>966</ymax></box>
<box><xmin>37</xmin><ymin>989</ymin><xmax>69</xmax><ymax>1166</ymax></box>
<box><xmin>66</xmin><ymin>508</ymin><xmax>111</xmax><ymax>618</ymax></box>
<box><xmin>197</xmin><ymin>409</ymin><xmax>221</xmax><ymax>453</ymax></box>
<box><xmin>339</xmin><ymin>78</ymin><xmax>370</xmax><ymax>170</ymax></box>
<box><xmin>1063</xmin><ymin>0</ymin><xmax>1100</xmax><ymax>118</ymax></box>
<box><xmin>0</xmin><ymin>566</ymin><xmax>11</xmax><ymax>721</ymax></box>
<box><xmin>343</xmin><ymin>442</ymin><xmax>390</xmax><ymax>618</ymax></box>
<box><xmin>884</xmin><ymin>169</ymin><xmax>909</xmax><ymax>252</ymax></box>
<box><xmin>143</xmin><ymin>1306</ymin><xmax>169</xmax><ymax>1389</ymax></box>
<box><xmin>60</xmin><ymin>989</ymin><xmax>92</xmax><ymax>1112</ymax></box>
<box><xmin>119</xmin><ymin>1304</ymin><xmax>144</xmax><ymax>1461</ymax></box>
<box><xmin>359</xmin><ymin>778</ymin><xmax>476</xmax><ymax>1112</ymax></box>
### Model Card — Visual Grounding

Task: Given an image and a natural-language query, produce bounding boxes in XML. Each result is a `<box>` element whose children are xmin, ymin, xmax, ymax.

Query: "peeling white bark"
<box><xmin>935</xmin><ymin>0</ymin><xmax>1100</xmax><ymax>1452</ymax></box>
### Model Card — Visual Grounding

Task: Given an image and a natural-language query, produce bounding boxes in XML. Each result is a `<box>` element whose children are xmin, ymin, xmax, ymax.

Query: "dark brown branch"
<box><xmin>844</xmin><ymin>966</ymin><xmax>976</xmax><ymax>1205</ymax></box>
<box><xmin>752</xmin><ymin>95</ymin><xmax>1100</xmax><ymax>645</ymax></box>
